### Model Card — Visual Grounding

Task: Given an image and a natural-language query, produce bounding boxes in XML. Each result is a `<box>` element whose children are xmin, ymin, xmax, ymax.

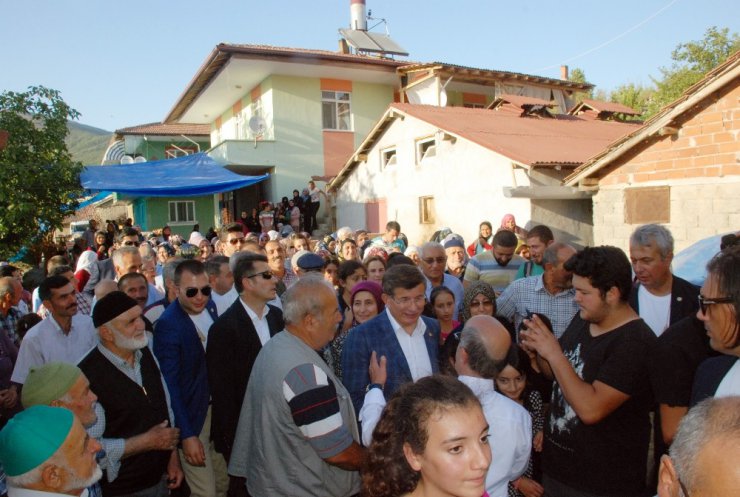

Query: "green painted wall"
<box><xmin>143</xmin><ymin>196</ymin><xmax>215</xmax><ymax>236</ymax></box>
<box><xmin>351</xmin><ymin>81</ymin><xmax>395</xmax><ymax>148</ymax></box>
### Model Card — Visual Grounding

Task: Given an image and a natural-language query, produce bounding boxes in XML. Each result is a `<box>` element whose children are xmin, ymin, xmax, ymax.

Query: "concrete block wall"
<box><xmin>593</xmin><ymin>177</ymin><xmax>740</xmax><ymax>253</ymax></box>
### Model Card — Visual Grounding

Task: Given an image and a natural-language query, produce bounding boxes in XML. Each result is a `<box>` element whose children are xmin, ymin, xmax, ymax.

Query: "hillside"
<box><xmin>65</xmin><ymin>121</ymin><xmax>113</xmax><ymax>165</ymax></box>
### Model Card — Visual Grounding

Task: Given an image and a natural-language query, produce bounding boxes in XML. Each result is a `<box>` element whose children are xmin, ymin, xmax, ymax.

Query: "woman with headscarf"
<box><xmin>467</xmin><ymin>221</ymin><xmax>494</xmax><ymax>257</ymax></box>
<box><xmin>500</xmin><ymin>213</ymin><xmax>529</xmax><ymax>240</ymax></box>
<box><xmin>73</xmin><ymin>250</ymin><xmax>99</xmax><ymax>293</ymax></box>
<box><xmin>324</xmin><ymin>280</ymin><xmax>384</xmax><ymax>380</ymax></box>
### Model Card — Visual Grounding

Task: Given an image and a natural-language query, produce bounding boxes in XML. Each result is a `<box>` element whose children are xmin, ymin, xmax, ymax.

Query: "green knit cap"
<box><xmin>0</xmin><ymin>405</ymin><xmax>74</xmax><ymax>476</ymax></box>
<box><xmin>22</xmin><ymin>362</ymin><xmax>82</xmax><ymax>408</ymax></box>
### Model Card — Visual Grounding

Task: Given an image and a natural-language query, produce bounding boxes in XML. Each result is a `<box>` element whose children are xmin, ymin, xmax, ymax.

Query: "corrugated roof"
<box><xmin>569</xmin><ymin>99</ymin><xmax>639</xmax><ymax>115</ymax></box>
<box><xmin>489</xmin><ymin>94</ymin><xmax>554</xmax><ymax>109</ymax></box>
<box><xmin>330</xmin><ymin>104</ymin><xmax>639</xmax><ymax>190</ymax></box>
<box><xmin>392</xmin><ymin>104</ymin><xmax>640</xmax><ymax>166</ymax></box>
<box><xmin>115</xmin><ymin>122</ymin><xmax>210</xmax><ymax>137</ymax></box>
<box><xmin>564</xmin><ymin>50</ymin><xmax>740</xmax><ymax>185</ymax></box>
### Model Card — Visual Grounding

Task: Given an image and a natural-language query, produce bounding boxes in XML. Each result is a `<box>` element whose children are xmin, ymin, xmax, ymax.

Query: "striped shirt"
<box><xmin>283</xmin><ymin>363</ymin><xmax>353</xmax><ymax>458</ymax></box>
<box><xmin>464</xmin><ymin>251</ymin><xmax>523</xmax><ymax>294</ymax></box>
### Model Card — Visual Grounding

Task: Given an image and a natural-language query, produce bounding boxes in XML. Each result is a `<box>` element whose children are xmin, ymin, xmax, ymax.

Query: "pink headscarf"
<box><xmin>500</xmin><ymin>214</ymin><xmax>516</xmax><ymax>231</ymax></box>
<box><xmin>350</xmin><ymin>280</ymin><xmax>385</xmax><ymax>313</ymax></box>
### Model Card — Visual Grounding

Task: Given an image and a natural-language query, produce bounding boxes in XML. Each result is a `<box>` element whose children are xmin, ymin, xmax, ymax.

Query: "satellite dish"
<box><xmin>120</xmin><ymin>155</ymin><xmax>134</xmax><ymax>165</ymax></box>
<box><xmin>439</xmin><ymin>88</ymin><xmax>448</xmax><ymax>107</ymax></box>
<box><xmin>133</xmin><ymin>156</ymin><xmax>147</xmax><ymax>163</ymax></box>
<box><xmin>248</xmin><ymin>115</ymin><xmax>267</xmax><ymax>136</ymax></box>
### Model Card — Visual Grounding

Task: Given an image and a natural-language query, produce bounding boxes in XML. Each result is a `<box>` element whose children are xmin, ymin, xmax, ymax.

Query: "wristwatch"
<box><xmin>366</xmin><ymin>383</ymin><xmax>384</xmax><ymax>393</ymax></box>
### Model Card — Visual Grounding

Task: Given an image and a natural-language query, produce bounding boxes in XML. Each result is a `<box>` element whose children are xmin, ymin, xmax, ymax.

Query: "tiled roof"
<box><xmin>165</xmin><ymin>43</ymin><xmax>410</xmax><ymax>123</ymax></box>
<box><xmin>221</xmin><ymin>43</ymin><xmax>411</xmax><ymax>67</ymax></box>
<box><xmin>115</xmin><ymin>122</ymin><xmax>210</xmax><ymax>137</ymax></box>
<box><xmin>490</xmin><ymin>94</ymin><xmax>554</xmax><ymax>109</ymax></box>
<box><xmin>392</xmin><ymin>103</ymin><xmax>640</xmax><ymax>167</ymax></box>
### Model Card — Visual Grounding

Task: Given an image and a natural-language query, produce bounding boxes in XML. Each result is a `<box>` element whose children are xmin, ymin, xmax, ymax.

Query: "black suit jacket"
<box><xmin>628</xmin><ymin>274</ymin><xmax>699</xmax><ymax>327</ymax></box>
<box><xmin>205</xmin><ymin>298</ymin><xmax>284</xmax><ymax>459</ymax></box>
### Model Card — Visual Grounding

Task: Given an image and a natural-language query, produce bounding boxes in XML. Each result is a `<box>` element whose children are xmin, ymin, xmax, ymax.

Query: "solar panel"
<box><xmin>339</xmin><ymin>29</ymin><xmax>408</xmax><ymax>56</ymax></box>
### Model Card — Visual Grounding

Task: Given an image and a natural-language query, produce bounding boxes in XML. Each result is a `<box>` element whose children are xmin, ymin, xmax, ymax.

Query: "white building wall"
<box><xmin>336</xmin><ymin>116</ymin><xmax>532</xmax><ymax>246</ymax></box>
<box><xmin>592</xmin><ymin>176</ymin><xmax>740</xmax><ymax>253</ymax></box>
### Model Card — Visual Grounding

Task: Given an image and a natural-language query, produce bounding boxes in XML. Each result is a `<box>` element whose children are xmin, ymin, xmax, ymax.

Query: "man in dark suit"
<box><xmin>341</xmin><ymin>264</ymin><xmax>440</xmax><ymax>414</ymax></box>
<box><xmin>154</xmin><ymin>259</ymin><xmax>227</xmax><ymax>497</ymax></box>
<box><xmin>206</xmin><ymin>252</ymin><xmax>284</xmax><ymax>463</ymax></box>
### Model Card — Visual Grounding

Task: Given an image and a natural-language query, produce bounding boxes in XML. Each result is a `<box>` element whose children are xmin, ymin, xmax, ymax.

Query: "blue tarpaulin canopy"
<box><xmin>80</xmin><ymin>153</ymin><xmax>268</xmax><ymax>197</ymax></box>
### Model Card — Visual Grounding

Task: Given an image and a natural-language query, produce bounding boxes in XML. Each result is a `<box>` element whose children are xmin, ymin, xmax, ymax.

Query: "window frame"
<box><xmin>381</xmin><ymin>147</ymin><xmax>397</xmax><ymax>168</ymax></box>
<box><xmin>168</xmin><ymin>200</ymin><xmax>197</xmax><ymax>225</ymax></box>
<box><xmin>321</xmin><ymin>90</ymin><xmax>353</xmax><ymax>131</ymax></box>
<box><xmin>415</xmin><ymin>137</ymin><xmax>437</xmax><ymax>164</ymax></box>
<box><xmin>419</xmin><ymin>196</ymin><xmax>435</xmax><ymax>224</ymax></box>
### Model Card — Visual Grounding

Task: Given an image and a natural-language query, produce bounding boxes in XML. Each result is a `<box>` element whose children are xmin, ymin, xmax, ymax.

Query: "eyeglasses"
<box><xmin>470</xmin><ymin>299</ymin><xmax>494</xmax><ymax>309</ymax></box>
<box><xmin>228</xmin><ymin>237</ymin><xmax>246</xmax><ymax>245</ymax></box>
<box><xmin>122</xmin><ymin>240</ymin><xmax>140</xmax><ymax>247</ymax></box>
<box><xmin>698</xmin><ymin>294</ymin><xmax>733</xmax><ymax>314</ymax></box>
<box><xmin>421</xmin><ymin>256</ymin><xmax>447</xmax><ymax>266</ymax></box>
<box><xmin>247</xmin><ymin>270</ymin><xmax>274</xmax><ymax>280</ymax></box>
<box><xmin>184</xmin><ymin>285</ymin><xmax>212</xmax><ymax>298</ymax></box>
<box><xmin>390</xmin><ymin>294</ymin><xmax>426</xmax><ymax>306</ymax></box>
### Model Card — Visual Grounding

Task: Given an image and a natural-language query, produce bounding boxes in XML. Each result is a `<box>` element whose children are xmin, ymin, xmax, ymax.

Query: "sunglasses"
<box><xmin>698</xmin><ymin>294</ymin><xmax>733</xmax><ymax>314</ymax></box>
<box><xmin>470</xmin><ymin>299</ymin><xmax>494</xmax><ymax>308</ymax></box>
<box><xmin>228</xmin><ymin>237</ymin><xmax>246</xmax><ymax>245</ymax></box>
<box><xmin>122</xmin><ymin>241</ymin><xmax>141</xmax><ymax>247</ymax></box>
<box><xmin>184</xmin><ymin>285</ymin><xmax>212</xmax><ymax>298</ymax></box>
<box><xmin>247</xmin><ymin>270</ymin><xmax>274</xmax><ymax>280</ymax></box>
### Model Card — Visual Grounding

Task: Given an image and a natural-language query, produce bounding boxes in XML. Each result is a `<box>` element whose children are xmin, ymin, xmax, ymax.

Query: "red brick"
<box><xmin>722</xmin><ymin>164</ymin><xmax>740</xmax><ymax>175</ymax></box>
<box><xmin>713</xmin><ymin>132</ymin><xmax>735</xmax><ymax>143</ymax></box>
<box><xmin>672</xmin><ymin>158</ymin><xmax>694</xmax><ymax>170</ymax></box>
<box><xmin>655</xmin><ymin>160</ymin><xmax>674</xmax><ymax>171</ymax></box>
<box><xmin>718</xmin><ymin>141</ymin><xmax>739</xmax><ymax>154</ymax></box>
<box><xmin>704</xmin><ymin>167</ymin><xmax>722</xmax><ymax>177</ymax></box>
<box><xmin>696</xmin><ymin>144</ymin><xmax>720</xmax><ymax>156</ymax></box>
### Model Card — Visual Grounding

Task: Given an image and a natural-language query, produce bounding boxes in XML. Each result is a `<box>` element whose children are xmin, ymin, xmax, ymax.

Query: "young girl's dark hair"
<box><xmin>362</xmin><ymin>375</ymin><xmax>481</xmax><ymax>497</ymax></box>
<box><xmin>423</xmin><ymin>286</ymin><xmax>456</xmax><ymax>319</ymax></box>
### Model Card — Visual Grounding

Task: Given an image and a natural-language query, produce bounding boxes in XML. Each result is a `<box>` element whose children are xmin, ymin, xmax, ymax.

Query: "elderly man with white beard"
<box><xmin>78</xmin><ymin>291</ymin><xmax>182</xmax><ymax>497</ymax></box>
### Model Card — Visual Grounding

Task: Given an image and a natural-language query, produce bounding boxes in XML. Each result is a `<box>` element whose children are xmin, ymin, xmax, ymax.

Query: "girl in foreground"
<box><xmin>363</xmin><ymin>375</ymin><xmax>492</xmax><ymax>497</ymax></box>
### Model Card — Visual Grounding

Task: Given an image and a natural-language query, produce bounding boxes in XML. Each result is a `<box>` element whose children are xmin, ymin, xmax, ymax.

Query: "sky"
<box><xmin>1</xmin><ymin>0</ymin><xmax>738</xmax><ymax>132</ymax></box>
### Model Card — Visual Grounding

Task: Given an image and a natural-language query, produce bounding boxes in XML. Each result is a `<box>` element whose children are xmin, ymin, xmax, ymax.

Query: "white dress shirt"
<box><xmin>239</xmin><ymin>299</ymin><xmax>272</xmax><ymax>346</ymax></box>
<box><xmin>386</xmin><ymin>309</ymin><xmax>432</xmax><ymax>381</ymax></box>
<box><xmin>212</xmin><ymin>286</ymin><xmax>238</xmax><ymax>316</ymax></box>
<box><xmin>459</xmin><ymin>375</ymin><xmax>532</xmax><ymax>497</ymax></box>
<box><xmin>11</xmin><ymin>313</ymin><xmax>98</xmax><ymax>384</ymax></box>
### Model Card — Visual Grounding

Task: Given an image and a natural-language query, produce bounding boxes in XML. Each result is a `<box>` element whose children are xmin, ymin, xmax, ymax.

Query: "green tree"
<box><xmin>569</xmin><ymin>67</ymin><xmax>594</xmax><ymax>101</ymax></box>
<box><xmin>647</xmin><ymin>26</ymin><xmax>739</xmax><ymax>116</ymax></box>
<box><xmin>609</xmin><ymin>82</ymin><xmax>654</xmax><ymax>120</ymax></box>
<box><xmin>0</xmin><ymin>86</ymin><xmax>83</xmax><ymax>260</ymax></box>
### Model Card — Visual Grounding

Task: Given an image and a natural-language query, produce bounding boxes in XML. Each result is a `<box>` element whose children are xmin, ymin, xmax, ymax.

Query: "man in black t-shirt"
<box><xmin>521</xmin><ymin>246</ymin><xmax>656</xmax><ymax>497</ymax></box>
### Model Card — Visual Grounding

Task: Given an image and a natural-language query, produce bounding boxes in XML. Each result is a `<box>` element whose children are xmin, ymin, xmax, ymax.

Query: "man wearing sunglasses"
<box><xmin>691</xmin><ymin>246</ymin><xmax>740</xmax><ymax>404</ymax></box>
<box><xmin>206</xmin><ymin>252</ymin><xmax>284</xmax><ymax>468</ymax></box>
<box><xmin>419</xmin><ymin>241</ymin><xmax>464</xmax><ymax>321</ymax></box>
<box><xmin>154</xmin><ymin>260</ymin><xmax>227</xmax><ymax>497</ymax></box>
<box><xmin>218</xmin><ymin>223</ymin><xmax>246</xmax><ymax>258</ymax></box>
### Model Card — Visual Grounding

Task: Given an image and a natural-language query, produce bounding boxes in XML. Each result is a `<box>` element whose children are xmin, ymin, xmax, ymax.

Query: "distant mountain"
<box><xmin>66</xmin><ymin>121</ymin><xmax>113</xmax><ymax>165</ymax></box>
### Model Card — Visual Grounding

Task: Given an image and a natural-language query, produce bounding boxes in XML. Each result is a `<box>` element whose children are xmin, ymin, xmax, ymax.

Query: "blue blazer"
<box><xmin>153</xmin><ymin>298</ymin><xmax>218</xmax><ymax>440</ymax></box>
<box><xmin>341</xmin><ymin>311</ymin><xmax>440</xmax><ymax>414</ymax></box>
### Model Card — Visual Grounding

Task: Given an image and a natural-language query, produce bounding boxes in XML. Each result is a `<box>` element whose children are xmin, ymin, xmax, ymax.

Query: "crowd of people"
<box><xmin>0</xmin><ymin>206</ymin><xmax>739</xmax><ymax>497</ymax></box>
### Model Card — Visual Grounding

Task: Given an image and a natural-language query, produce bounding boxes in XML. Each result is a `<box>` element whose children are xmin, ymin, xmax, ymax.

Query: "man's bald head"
<box><xmin>456</xmin><ymin>315</ymin><xmax>512</xmax><ymax>379</ymax></box>
<box><xmin>94</xmin><ymin>279</ymin><xmax>119</xmax><ymax>302</ymax></box>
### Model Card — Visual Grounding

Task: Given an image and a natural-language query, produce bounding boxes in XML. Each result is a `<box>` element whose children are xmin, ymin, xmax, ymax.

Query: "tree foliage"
<box><xmin>569</xmin><ymin>67</ymin><xmax>594</xmax><ymax>101</ymax></box>
<box><xmin>609</xmin><ymin>82</ymin><xmax>654</xmax><ymax>120</ymax></box>
<box><xmin>0</xmin><ymin>86</ymin><xmax>84</xmax><ymax>260</ymax></box>
<box><xmin>647</xmin><ymin>26</ymin><xmax>739</xmax><ymax>116</ymax></box>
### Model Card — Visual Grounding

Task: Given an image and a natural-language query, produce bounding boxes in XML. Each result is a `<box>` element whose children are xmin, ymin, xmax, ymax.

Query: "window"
<box><xmin>381</xmin><ymin>147</ymin><xmax>397</xmax><ymax>168</ymax></box>
<box><xmin>169</xmin><ymin>201</ymin><xmax>196</xmax><ymax>224</ymax></box>
<box><xmin>416</xmin><ymin>137</ymin><xmax>437</xmax><ymax>163</ymax></box>
<box><xmin>419</xmin><ymin>196</ymin><xmax>435</xmax><ymax>224</ymax></box>
<box><xmin>322</xmin><ymin>91</ymin><xmax>352</xmax><ymax>130</ymax></box>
